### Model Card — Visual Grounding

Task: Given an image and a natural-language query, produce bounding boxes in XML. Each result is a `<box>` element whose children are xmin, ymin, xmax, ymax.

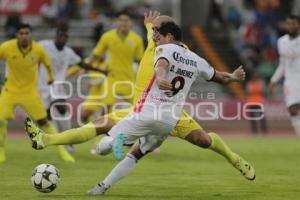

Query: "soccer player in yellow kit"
<box><xmin>25</xmin><ymin>12</ymin><xmax>255</xmax><ymax>180</ymax></box>
<box><xmin>81</xmin><ymin>12</ymin><xmax>144</xmax><ymax>122</ymax></box>
<box><xmin>0</xmin><ymin>24</ymin><xmax>74</xmax><ymax>163</ymax></box>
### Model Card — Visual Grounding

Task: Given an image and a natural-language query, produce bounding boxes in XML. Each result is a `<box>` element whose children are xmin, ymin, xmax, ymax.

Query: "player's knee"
<box><xmin>94</xmin><ymin>116</ymin><xmax>115</xmax><ymax>135</ymax></box>
<box><xmin>288</xmin><ymin>104</ymin><xmax>300</xmax><ymax>116</ymax></box>
<box><xmin>80</xmin><ymin>110</ymin><xmax>92</xmax><ymax>123</ymax></box>
<box><xmin>95</xmin><ymin>136</ymin><xmax>113</xmax><ymax>155</ymax></box>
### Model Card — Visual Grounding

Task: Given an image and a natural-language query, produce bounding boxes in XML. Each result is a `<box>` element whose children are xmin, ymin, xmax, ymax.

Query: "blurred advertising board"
<box><xmin>0</xmin><ymin>0</ymin><xmax>48</xmax><ymax>15</ymax></box>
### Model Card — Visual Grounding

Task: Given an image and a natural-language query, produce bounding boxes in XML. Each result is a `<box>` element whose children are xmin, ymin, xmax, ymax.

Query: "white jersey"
<box><xmin>38</xmin><ymin>40</ymin><xmax>81</xmax><ymax>106</ymax></box>
<box><xmin>271</xmin><ymin>34</ymin><xmax>300</xmax><ymax>106</ymax></box>
<box><xmin>134</xmin><ymin>43</ymin><xmax>215</xmax><ymax>125</ymax></box>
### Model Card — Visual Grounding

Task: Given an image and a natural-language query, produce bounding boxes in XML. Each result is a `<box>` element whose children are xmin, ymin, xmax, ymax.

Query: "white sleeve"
<box><xmin>197</xmin><ymin>58</ymin><xmax>215</xmax><ymax>81</ymax></box>
<box><xmin>271</xmin><ymin>39</ymin><xmax>286</xmax><ymax>83</ymax></box>
<box><xmin>154</xmin><ymin>45</ymin><xmax>171</xmax><ymax>67</ymax></box>
<box><xmin>67</xmin><ymin>48</ymin><xmax>81</xmax><ymax>66</ymax></box>
<box><xmin>270</xmin><ymin>58</ymin><xmax>285</xmax><ymax>83</ymax></box>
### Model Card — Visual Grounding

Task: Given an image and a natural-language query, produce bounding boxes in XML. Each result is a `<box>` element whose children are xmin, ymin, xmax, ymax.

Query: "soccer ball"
<box><xmin>31</xmin><ymin>164</ymin><xmax>60</xmax><ymax>193</ymax></box>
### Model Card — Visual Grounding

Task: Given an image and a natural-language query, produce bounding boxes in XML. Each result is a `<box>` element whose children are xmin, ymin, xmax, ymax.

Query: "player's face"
<box><xmin>16</xmin><ymin>28</ymin><xmax>32</xmax><ymax>48</ymax></box>
<box><xmin>55</xmin><ymin>32</ymin><xmax>68</xmax><ymax>50</ymax></box>
<box><xmin>117</xmin><ymin>15</ymin><xmax>131</xmax><ymax>32</ymax></box>
<box><xmin>286</xmin><ymin>18</ymin><xmax>300</xmax><ymax>35</ymax></box>
<box><xmin>153</xmin><ymin>28</ymin><xmax>171</xmax><ymax>46</ymax></box>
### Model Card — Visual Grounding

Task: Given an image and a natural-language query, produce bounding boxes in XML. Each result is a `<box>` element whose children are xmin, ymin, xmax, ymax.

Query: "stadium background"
<box><xmin>0</xmin><ymin>1</ymin><xmax>300</xmax><ymax>200</ymax></box>
<box><xmin>0</xmin><ymin>0</ymin><xmax>295</xmax><ymax>134</ymax></box>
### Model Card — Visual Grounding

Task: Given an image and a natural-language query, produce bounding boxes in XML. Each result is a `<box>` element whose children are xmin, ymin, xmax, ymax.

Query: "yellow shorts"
<box><xmin>106</xmin><ymin>108</ymin><xmax>203</xmax><ymax>139</ymax></box>
<box><xmin>82</xmin><ymin>76</ymin><xmax>134</xmax><ymax>111</ymax></box>
<box><xmin>0</xmin><ymin>87</ymin><xmax>47</xmax><ymax>120</ymax></box>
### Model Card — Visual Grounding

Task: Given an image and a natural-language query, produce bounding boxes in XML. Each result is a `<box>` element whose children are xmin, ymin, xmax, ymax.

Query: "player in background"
<box><xmin>84</xmin><ymin>21</ymin><xmax>253</xmax><ymax>195</ymax></box>
<box><xmin>81</xmin><ymin>11</ymin><xmax>144</xmax><ymax>123</ymax></box>
<box><xmin>25</xmin><ymin>12</ymin><xmax>254</xmax><ymax>181</ymax></box>
<box><xmin>269</xmin><ymin>15</ymin><xmax>300</xmax><ymax>136</ymax></box>
<box><xmin>0</xmin><ymin>24</ymin><xmax>74</xmax><ymax>162</ymax></box>
<box><xmin>38</xmin><ymin>26</ymin><xmax>107</xmax><ymax>152</ymax></box>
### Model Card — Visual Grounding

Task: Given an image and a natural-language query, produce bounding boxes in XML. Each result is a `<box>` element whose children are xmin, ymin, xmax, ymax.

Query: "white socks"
<box><xmin>102</xmin><ymin>154</ymin><xmax>138</xmax><ymax>188</ymax></box>
<box><xmin>291</xmin><ymin>115</ymin><xmax>300</xmax><ymax>136</ymax></box>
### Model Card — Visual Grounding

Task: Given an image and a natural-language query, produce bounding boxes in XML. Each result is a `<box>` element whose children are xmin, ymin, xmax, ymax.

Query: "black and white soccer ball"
<box><xmin>31</xmin><ymin>164</ymin><xmax>60</xmax><ymax>193</ymax></box>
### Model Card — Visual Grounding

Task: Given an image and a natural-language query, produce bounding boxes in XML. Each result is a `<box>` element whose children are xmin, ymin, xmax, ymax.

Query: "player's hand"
<box><xmin>144</xmin><ymin>10</ymin><xmax>160</xmax><ymax>25</ymax></box>
<box><xmin>157</xmin><ymin>78</ymin><xmax>172</xmax><ymax>90</ymax></box>
<box><xmin>232</xmin><ymin>66</ymin><xmax>246</xmax><ymax>82</ymax></box>
<box><xmin>268</xmin><ymin>82</ymin><xmax>276</xmax><ymax>94</ymax></box>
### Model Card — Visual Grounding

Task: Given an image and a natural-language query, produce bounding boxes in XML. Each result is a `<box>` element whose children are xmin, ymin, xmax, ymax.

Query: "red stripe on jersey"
<box><xmin>134</xmin><ymin>75</ymin><xmax>156</xmax><ymax>113</ymax></box>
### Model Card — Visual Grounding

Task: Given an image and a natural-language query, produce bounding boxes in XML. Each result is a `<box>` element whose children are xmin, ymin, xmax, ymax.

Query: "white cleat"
<box><xmin>87</xmin><ymin>183</ymin><xmax>108</xmax><ymax>196</ymax></box>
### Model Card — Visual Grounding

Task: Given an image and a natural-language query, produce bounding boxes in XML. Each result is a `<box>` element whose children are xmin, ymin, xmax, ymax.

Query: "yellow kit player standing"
<box><xmin>81</xmin><ymin>11</ymin><xmax>144</xmax><ymax>122</ymax></box>
<box><xmin>0</xmin><ymin>24</ymin><xmax>74</xmax><ymax>163</ymax></box>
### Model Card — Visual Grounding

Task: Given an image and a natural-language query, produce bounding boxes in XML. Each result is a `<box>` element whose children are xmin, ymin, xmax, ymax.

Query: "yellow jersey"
<box><xmin>133</xmin><ymin>23</ymin><xmax>156</xmax><ymax>104</ymax></box>
<box><xmin>0</xmin><ymin>39</ymin><xmax>54</xmax><ymax>93</ymax></box>
<box><xmin>92</xmin><ymin>29</ymin><xmax>144</xmax><ymax>81</ymax></box>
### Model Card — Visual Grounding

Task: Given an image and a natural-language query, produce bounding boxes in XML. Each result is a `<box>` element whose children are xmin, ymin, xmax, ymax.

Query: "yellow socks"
<box><xmin>44</xmin><ymin>122</ymin><xmax>97</xmax><ymax>146</ymax></box>
<box><xmin>40</xmin><ymin>122</ymin><xmax>75</xmax><ymax>163</ymax></box>
<box><xmin>208</xmin><ymin>132</ymin><xmax>238</xmax><ymax>164</ymax></box>
<box><xmin>0</xmin><ymin>119</ymin><xmax>7</xmax><ymax>163</ymax></box>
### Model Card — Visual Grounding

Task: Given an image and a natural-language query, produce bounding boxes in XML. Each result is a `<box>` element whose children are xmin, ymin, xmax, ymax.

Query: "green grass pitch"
<box><xmin>0</xmin><ymin>136</ymin><xmax>299</xmax><ymax>200</ymax></box>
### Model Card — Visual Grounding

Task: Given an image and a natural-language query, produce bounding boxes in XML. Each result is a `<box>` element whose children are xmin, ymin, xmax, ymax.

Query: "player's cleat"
<box><xmin>87</xmin><ymin>182</ymin><xmax>108</xmax><ymax>196</ymax></box>
<box><xmin>113</xmin><ymin>133</ymin><xmax>125</xmax><ymax>161</ymax></box>
<box><xmin>24</xmin><ymin>118</ymin><xmax>45</xmax><ymax>150</ymax></box>
<box><xmin>233</xmin><ymin>153</ymin><xmax>256</xmax><ymax>181</ymax></box>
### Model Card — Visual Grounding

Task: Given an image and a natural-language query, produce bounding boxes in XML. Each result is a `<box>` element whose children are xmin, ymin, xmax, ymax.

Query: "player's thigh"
<box><xmin>20</xmin><ymin>91</ymin><xmax>47</xmax><ymax>120</ymax></box>
<box><xmin>139</xmin><ymin>122</ymin><xmax>173</xmax><ymax>154</ymax></box>
<box><xmin>170</xmin><ymin>110</ymin><xmax>203</xmax><ymax>139</ymax></box>
<box><xmin>106</xmin><ymin>116</ymin><xmax>156</xmax><ymax>145</ymax></box>
<box><xmin>0</xmin><ymin>89</ymin><xmax>17</xmax><ymax>119</ymax></box>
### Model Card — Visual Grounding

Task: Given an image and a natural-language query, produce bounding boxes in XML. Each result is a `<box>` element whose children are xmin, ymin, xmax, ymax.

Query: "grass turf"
<box><xmin>0</xmin><ymin>136</ymin><xmax>299</xmax><ymax>200</ymax></box>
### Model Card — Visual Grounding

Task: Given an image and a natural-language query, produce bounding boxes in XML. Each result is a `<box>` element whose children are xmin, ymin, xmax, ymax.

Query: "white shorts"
<box><xmin>107</xmin><ymin>113</ymin><xmax>174</xmax><ymax>154</ymax></box>
<box><xmin>284</xmin><ymin>84</ymin><xmax>300</xmax><ymax>107</ymax></box>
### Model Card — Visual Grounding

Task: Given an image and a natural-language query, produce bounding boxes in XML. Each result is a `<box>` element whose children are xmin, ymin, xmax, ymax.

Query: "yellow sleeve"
<box><xmin>0</xmin><ymin>43</ymin><xmax>7</xmax><ymax>59</ymax></box>
<box><xmin>92</xmin><ymin>33</ymin><xmax>108</xmax><ymax>57</ymax></box>
<box><xmin>145</xmin><ymin>23</ymin><xmax>155</xmax><ymax>49</ymax></box>
<box><xmin>39</xmin><ymin>47</ymin><xmax>54</xmax><ymax>82</ymax></box>
<box><xmin>135</xmin><ymin>36</ymin><xmax>144</xmax><ymax>60</ymax></box>
<box><xmin>65</xmin><ymin>65</ymin><xmax>82</xmax><ymax>77</ymax></box>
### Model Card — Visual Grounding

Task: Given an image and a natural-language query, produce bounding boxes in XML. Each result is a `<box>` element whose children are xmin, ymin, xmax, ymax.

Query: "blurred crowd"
<box><xmin>223</xmin><ymin>0</ymin><xmax>288</xmax><ymax>83</ymax></box>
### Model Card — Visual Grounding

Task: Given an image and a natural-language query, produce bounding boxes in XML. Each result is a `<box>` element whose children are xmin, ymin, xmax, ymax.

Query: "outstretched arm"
<box><xmin>268</xmin><ymin>61</ymin><xmax>285</xmax><ymax>93</ymax></box>
<box><xmin>211</xmin><ymin>66</ymin><xmax>246</xmax><ymax>84</ymax></box>
<box><xmin>78</xmin><ymin>61</ymin><xmax>108</xmax><ymax>75</ymax></box>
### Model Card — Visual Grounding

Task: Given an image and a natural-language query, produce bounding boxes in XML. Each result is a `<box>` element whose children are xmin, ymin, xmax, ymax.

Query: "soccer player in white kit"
<box><xmin>39</xmin><ymin>27</ymin><xmax>106</xmax><ymax>151</ymax></box>
<box><xmin>269</xmin><ymin>15</ymin><xmax>300</xmax><ymax>136</ymax></box>
<box><xmin>87</xmin><ymin>21</ymin><xmax>247</xmax><ymax>195</ymax></box>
